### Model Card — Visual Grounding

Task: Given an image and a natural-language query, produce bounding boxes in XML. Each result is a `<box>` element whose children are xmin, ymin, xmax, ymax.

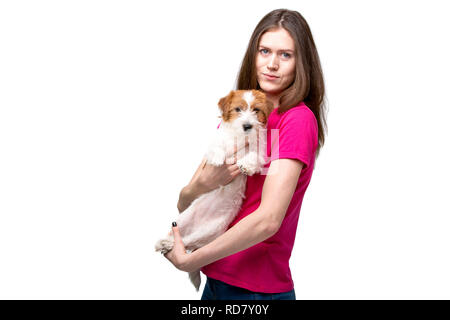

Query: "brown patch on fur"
<box><xmin>218</xmin><ymin>91</ymin><xmax>234</xmax><ymax>114</ymax></box>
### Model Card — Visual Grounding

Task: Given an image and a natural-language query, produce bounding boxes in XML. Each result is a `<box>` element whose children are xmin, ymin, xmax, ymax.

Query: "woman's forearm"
<box><xmin>177</xmin><ymin>182</ymin><xmax>208</xmax><ymax>213</ymax></box>
<box><xmin>186</xmin><ymin>207</ymin><xmax>278</xmax><ymax>270</ymax></box>
<box><xmin>177</xmin><ymin>157</ymin><xmax>242</xmax><ymax>213</ymax></box>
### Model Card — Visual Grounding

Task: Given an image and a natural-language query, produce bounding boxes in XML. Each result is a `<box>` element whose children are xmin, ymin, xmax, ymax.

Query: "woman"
<box><xmin>166</xmin><ymin>8</ymin><xmax>327</xmax><ymax>300</ymax></box>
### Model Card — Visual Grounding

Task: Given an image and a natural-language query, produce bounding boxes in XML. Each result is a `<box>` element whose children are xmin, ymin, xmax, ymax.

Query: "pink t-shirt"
<box><xmin>201</xmin><ymin>101</ymin><xmax>319</xmax><ymax>293</ymax></box>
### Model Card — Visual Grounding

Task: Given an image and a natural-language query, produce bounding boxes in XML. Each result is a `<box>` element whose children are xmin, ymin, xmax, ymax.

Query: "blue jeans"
<box><xmin>201</xmin><ymin>277</ymin><xmax>296</xmax><ymax>300</ymax></box>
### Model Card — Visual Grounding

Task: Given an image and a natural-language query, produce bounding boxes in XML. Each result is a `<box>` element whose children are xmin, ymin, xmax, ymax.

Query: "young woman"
<box><xmin>165</xmin><ymin>8</ymin><xmax>327</xmax><ymax>300</ymax></box>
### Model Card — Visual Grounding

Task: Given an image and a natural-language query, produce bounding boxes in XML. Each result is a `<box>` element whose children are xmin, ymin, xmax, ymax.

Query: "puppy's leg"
<box><xmin>205</xmin><ymin>134</ymin><xmax>226</xmax><ymax>166</ymax></box>
<box><xmin>205</xmin><ymin>147</ymin><xmax>226</xmax><ymax>166</ymax></box>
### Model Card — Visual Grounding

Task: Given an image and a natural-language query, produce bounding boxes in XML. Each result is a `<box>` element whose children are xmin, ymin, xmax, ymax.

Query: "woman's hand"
<box><xmin>164</xmin><ymin>223</ymin><xmax>198</xmax><ymax>273</ymax></box>
<box><xmin>196</xmin><ymin>141</ymin><xmax>249</xmax><ymax>193</ymax></box>
<box><xmin>196</xmin><ymin>160</ymin><xmax>240</xmax><ymax>193</ymax></box>
<box><xmin>177</xmin><ymin>142</ymin><xmax>248</xmax><ymax>213</ymax></box>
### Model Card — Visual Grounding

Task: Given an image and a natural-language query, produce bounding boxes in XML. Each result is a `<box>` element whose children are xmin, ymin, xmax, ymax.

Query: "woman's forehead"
<box><xmin>259</xmin><ymin>28</ymin><xmax>295</xmax><ymax>51</ymax></box>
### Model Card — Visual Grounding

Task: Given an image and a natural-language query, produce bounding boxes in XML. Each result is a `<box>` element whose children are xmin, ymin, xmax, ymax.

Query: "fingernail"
<box><xmin>172</xmin><ymin>222</ymin><xmax>177</xmax><ymax>227</ymax></box>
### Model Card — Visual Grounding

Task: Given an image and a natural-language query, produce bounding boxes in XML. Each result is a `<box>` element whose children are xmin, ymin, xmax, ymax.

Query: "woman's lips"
<box><xmin>263</xmin><ymin>73</ymin><xmax>279</xmax><ymax>80</ymax></box>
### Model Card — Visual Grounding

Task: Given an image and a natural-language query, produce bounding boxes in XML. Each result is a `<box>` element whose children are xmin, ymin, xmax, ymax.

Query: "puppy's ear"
<box><xmin>252</xmin><ymin>90</ymin><xmax>274</xmax><ymax>124</ymax></box>
<box><xmin>218</xmin><ymin>91</ymin><xmax>234</xmax><ymax>114</ymax></box>
<box><xmin>257</xmin><ymin>99</ymin><xmax>274</xmax><ymax>125</ymax></box>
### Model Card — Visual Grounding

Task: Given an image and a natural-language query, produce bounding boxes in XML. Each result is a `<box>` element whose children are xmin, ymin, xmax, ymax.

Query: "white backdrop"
<box><xmin>1</xmin><ymin>0</ymin><xmax>449</xmax><ymax>299</ymax></box>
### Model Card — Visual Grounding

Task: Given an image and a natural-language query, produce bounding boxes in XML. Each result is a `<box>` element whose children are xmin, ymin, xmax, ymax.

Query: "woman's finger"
<box><xmin>201</xmin><ymin>157</ymin><xmax>207</xmax><ymax>169</ymax></box>
<box><xmin>232</xmin><ymin>168</ymin><xmax>242</xmax><ymax>177</ymax></box>
<box><xmin>171</xmin><ymin>222</ymin><xmax>186</xmax><ymax>252</ymax></box>
<box><xmin>164</xmin><ymin>222</ymin><xmax>194</xmax><ymax>272</ymax></box>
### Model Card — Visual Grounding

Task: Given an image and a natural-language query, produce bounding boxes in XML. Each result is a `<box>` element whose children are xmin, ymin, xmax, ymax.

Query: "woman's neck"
<box><xmin>264</xmin><ymin>92</ymin><xmax>280</xmax><ymax>109</ymax></box>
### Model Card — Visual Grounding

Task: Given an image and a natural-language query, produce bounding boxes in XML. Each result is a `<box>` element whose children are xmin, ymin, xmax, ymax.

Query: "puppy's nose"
<box><xmin>243</xmin><ymin>123</ymin><xmax>253</xmax><ymax>131</ymax></box>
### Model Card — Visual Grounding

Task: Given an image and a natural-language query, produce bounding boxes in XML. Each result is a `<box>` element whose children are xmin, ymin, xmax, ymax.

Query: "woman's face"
<box><xmin>255</xmin><ymin>28</ymin><xmax>296</xmax><ymax>98</ymax></box>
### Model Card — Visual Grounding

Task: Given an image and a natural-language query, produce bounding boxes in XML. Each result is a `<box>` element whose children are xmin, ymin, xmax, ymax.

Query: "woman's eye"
<box><xmin>282</xmin><ymin>52</ymin><xmax>291</xmax><ymax>58</ymax></box>
<box><xmin>260</xmin><ymin>49</ymin><xmax>269</xmax><ymax>55</ymax></box>
<box><xmin>234</xmin><ymin>107</ymin><xmax>241</xmax><ymax>112</ymax></box>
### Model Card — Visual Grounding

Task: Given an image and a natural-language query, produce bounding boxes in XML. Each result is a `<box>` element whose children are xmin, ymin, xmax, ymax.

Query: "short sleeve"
<box><xmin>271</xmin><ymin>107</ymin><xmax>318</xmax><ymax>169</ymax></box>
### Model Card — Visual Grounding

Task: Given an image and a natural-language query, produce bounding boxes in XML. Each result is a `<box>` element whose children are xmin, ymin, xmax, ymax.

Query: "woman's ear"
<box><xmin>218</xmin><ymin>91</ymin><xmax>234</xmax><ymax>114</ymax></box>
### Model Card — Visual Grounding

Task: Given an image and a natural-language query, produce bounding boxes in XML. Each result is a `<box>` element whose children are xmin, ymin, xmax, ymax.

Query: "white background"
<box><xmin>1</xmin><ymin>0</ymin><xmax>449</xmax><ymax>299</ymax></box>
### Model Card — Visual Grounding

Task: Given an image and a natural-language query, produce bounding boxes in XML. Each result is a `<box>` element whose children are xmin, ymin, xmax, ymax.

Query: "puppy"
<box><xmin>155</xmin><ymin>89</ymin><xmax>273</xmax><ymax>290</ymax></box>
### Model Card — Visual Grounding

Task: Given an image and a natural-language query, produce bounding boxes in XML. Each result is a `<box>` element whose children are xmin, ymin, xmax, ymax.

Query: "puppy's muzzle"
<box><xmin>243</xmin><ymin>123</ymin><xmax>253</xmax><ymax>132</ymax></box>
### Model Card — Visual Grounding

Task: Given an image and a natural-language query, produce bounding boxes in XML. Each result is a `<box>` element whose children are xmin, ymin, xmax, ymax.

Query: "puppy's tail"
<box><xmin>189</xmin><ymin>270</ymin><xmax>201</xmax><ymax>291</ymax></box>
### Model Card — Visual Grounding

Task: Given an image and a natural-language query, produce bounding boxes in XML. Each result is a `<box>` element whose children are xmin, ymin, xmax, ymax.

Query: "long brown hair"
<box><xmin>236</xmin><ymin>9</ymin><xmax>327</xmax><ymax>159</ymax></box>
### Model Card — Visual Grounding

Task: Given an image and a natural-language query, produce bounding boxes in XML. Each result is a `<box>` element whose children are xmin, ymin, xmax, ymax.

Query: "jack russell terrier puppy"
<box><xmin>155</xmin><ymin>89</ymin><xmax>273</xmax><ymax>290</ymax></box>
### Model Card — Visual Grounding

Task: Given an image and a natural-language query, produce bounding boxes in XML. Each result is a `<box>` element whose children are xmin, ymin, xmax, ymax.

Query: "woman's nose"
<box><xmin>267</xmin><ymin>55</ymin><xmax>279</xmax><ymax>70</ymax></box>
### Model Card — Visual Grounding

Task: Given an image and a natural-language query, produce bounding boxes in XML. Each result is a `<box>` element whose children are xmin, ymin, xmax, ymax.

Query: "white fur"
<box><xmin>243</xmin><ymin>91</ymin><xmax>255</xmax><ymax>107</ymax></box>
<box><xmin>155</xmin><ymin>91</ymin><xmax>268</xmax><ymax>291</ymax></box>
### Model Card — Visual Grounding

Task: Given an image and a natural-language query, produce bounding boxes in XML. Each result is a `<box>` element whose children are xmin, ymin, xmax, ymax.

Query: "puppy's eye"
<box><xmin>253</xmin><ymin>108</ymin><xmax>260</xmax><ymax>113</ymax></box>
<box><xmin>234</xmin><ymin>107</ymin><xmax>241</xmax><ymax>112</ymax></box>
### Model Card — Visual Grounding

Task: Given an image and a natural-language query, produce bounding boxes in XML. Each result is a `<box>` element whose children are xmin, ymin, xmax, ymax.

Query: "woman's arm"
<box><xmin>167</xmin><ymin>158</ymin><xmax>303</xmax><ymax>272</ymax></box>
<box><xmin>177</xmin><ymin>158</ymin><xmax>209</xmax><ymax>213</ymax></box>
<box><xmin>177</xmin><ymin>158</ymin><xmax>242</xmax><ymax>213</ymax></box>
<box><xmin>177</xmin><ymin>143</ymin><xmax>249</xmax><ymax>213</ymax></box>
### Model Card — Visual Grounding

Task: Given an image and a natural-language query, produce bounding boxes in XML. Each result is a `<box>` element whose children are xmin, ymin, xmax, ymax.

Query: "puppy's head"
<box><xmin>218</xmin><ymin>90</ymin><xmax>273</xmax><ymax>134</ymax></box>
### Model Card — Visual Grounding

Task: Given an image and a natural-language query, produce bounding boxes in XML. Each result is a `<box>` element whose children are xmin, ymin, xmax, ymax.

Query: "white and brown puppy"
<box><xmin>155</xmin><ymin>90</ymin><xmax>273</xmax><ymax>291</ymax></box>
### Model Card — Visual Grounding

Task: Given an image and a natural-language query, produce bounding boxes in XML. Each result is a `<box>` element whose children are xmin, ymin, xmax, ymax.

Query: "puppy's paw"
<box><xmin>237</xmin><ymin>153</ymin><xmax>259</xmax><ymax>176</ymax></box>
<box><xmin>155</xmin><ymin>236</ymin><xmax>174</xmax><ymax>254</ymax></box>
<box><xmin>257</xmin><ymin>153</ymin><xmax>268</xmax><ymax>168</ymax></box>
<box><xmin>242</xmin><ymin>164</ymin><xmax>258</xmax><ymax>176</ymax></box>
